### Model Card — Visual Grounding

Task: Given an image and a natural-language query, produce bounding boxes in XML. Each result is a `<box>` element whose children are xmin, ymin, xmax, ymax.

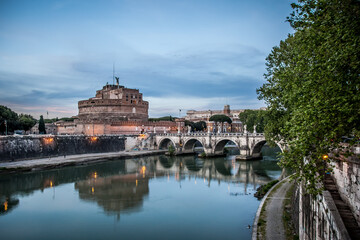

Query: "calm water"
<box><xmin>0</xmin><ymin>153</ymin><xmax>282</xmax><ymax>240</ymax></box>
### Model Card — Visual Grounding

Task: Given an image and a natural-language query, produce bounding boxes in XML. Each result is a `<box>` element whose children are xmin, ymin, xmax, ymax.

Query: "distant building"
<box><xmin>30</xmin><ymin>123</ymin><xmax>57</xmax><ymax>135</ymax></box>
<box><xmin>186</xmin><ymin>105</ymin><xmax>245</xmax><ymax>121</ymax></box>
<box><xmin>185</xmin><ymin>105</ymin><xmax>266</xmax><ymax>133</ymax></box>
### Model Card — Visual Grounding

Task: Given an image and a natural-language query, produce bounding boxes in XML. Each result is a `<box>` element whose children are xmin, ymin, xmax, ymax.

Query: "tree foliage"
<box><xmin>209</xmin><ymin>114</ymin><xmax>232</xmax><ymax>124</ymax></box>
<box><xmin>149</xmin><ymin>116</ymin><xmax>176</xmax><ymax>122</ymax></box>
<box><xmin>209</xmin><ymin>114</ymin><xmax>232</xmax><ymax>133</ymax></box>
<box><xmin>18</xmin><ymin>114</ymin><xmax>37</xmax><ymax>131</ymax></box>
<box><xmin>238</xmin><ymin>110</ymin><xmax>266</xmax><ymax>133</ymax></box>
<box><xmin>0</xmin><ymin>105</ymin><xmax>18</xmax><ymax>134</ymax></box>
<box><xmin>185</xmin><ymin>120</ymin><xmax>207</xmax><ymax>132</ymax></box>
<box><xmin>0</xmin><ymin>105</ymin><xmax>37</xmax><ymax>134</ymax></box>
<box><xmin>257</xmin><ymin>0</ymin><xmax>360</xmax><ymax>194</ymax></box>
<box><xmin>38</xmin><ymin>115</ymin><xmax>46</xmax><ymax>134</ymax></box>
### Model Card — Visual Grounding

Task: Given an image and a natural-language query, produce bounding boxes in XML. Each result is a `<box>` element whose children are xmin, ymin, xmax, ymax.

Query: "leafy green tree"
<box><xmin>257</xmin><ymin>0</ymin><xmax>360</xmax><ymax>194</ymax></box>
<box><xmin>168</xmin><ymin>144</ymin><xmax>175</xmax><ymax>156</ymax></box>
<box><xmin>194</xmin><ymin>121</ymin><xmax>207</xmax><ymax>131</ymax></box>
<box><xmin>185</xmin><ymin>120</ymin><xmax>207</xmax><ymax>132</ymax></box>
<box><xmin>18</xmin><ymin>114</ymin><xmax>37</xmax><ymax>132</ymax></box>
<box><xmin>149</xmin><ymin>116</ymin><xmax>177</xmax><ymax>122</ymax></box>
<box><xmin>0</xmin><ymin>105</ymin><xmax>19</xmax><ymax>134</ymax></box>
<box><xmin>209</xmin><ymin>114</ymin><xmax>232</xmax><ymax>133</ymax></box>
<box><xmin>238</xmin><ymin>110</ymin><xmax>266</xmax><ymax>133</ymax></box>
<box><xmin>38</xmin><ymin>115</ymin><xmax>46</xmax><ymax>134</ymax></box>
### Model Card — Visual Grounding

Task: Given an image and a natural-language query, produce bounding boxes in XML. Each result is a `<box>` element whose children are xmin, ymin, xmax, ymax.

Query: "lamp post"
<box><xmin>322</xmin><ymin>154</ymin><xmax>329</xmax><ymax>182</ymax></box>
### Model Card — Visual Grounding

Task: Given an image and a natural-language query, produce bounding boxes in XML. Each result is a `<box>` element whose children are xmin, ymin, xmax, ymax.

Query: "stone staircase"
<box><xmin>324</xmin><ymin>174</ymin><xmax>360</xmax><ymax>239</ymax></box>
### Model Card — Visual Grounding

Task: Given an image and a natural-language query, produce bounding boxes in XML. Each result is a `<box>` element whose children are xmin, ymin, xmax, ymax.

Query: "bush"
<box><xmin>254</xmin><ymin>180</ymin><xmax>279</xmax><ymax>199</ymax></box>
<box><xmin>168</xmin><ymin>144</ymin><xmax>175</xmax><ymax>156</ymax></box>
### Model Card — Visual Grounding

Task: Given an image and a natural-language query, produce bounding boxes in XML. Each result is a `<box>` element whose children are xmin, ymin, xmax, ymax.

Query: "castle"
<box><xmin>78</xmin><ymin>84</ymin><xmax>149</xmax><ymax>122</ymax></box>
<box><xmin>56</xmin><ymin>84</ymin><xmax>177</xmax><ymax>135</ymax></box>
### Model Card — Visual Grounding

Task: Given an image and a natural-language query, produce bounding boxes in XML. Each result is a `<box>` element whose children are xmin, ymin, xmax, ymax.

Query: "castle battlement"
<box><xmin>77</xmin><ymin>84</ymin><xmax>149</xmax><ymax>122</ymax></box>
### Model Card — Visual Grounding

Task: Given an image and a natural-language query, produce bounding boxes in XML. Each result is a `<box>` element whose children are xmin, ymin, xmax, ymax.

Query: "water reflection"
<box><xmin>0</xmin><ymin>197</ymin><xmax>19</xmax><ymax>215</ymax></box>
<box><xmin>75</xmin><ymin>156</ymin><xmax>282</xmax><ymax>216</ymax></box>
<box><xmin>0</xmin><ymin>155</ymin><xmax>282</xmax><ymax>217</ymax></box>
<box><xmin>75</xmin><ymin>174</ymin><xmax>150</xmax><ymax>216</ymax></box>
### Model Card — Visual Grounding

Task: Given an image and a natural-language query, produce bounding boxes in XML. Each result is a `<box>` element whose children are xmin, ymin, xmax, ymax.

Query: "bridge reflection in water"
<box><xmin>0</xmin><ymin>155</ymin><xmax>282</xmax><ymax>218</ymax></box>
<box><xmin>72</xmin><ymin>155</ymin><xmax>283</xmax><ymax>216</ymax></box>
<box><xmin>0</xmin><ymin>154</ymin><xmax>284</xmax><ymax>240</ymax></box>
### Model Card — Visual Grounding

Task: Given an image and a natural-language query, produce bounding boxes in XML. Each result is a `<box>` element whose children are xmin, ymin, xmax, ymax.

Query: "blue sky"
<box><xmin>0</xmin><ymin>0</ymin><xmax>293</xmax><ymax>118</ymax></box>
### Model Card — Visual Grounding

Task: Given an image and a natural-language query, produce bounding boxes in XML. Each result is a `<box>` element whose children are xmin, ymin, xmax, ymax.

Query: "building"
<box><xmin>186</xmin><ymin>105</ymin><xmax>244</xmax><ymax>122</ymax></box>
<box><xmin>30</xmin><ymin>123</ymin><xmax>57</xmax><ymax>135</ymax></box>
<box><xmin>78</xmin><ymin>84</ymin><xmax>148</xmax><ymax>122</ymax></box>
<box><xmin>184</xmin><ymin>105</ymin><xmax>265</xmax><ymax>133</ymax></box>
<box><xmin>57</xmin><ymin>83</ymin><xmax>177</xmax><ymax>135</ymax></box>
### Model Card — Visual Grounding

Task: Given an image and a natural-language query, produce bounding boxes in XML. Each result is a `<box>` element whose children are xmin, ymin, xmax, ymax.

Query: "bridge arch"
<box><xmin>184</xmin><ymin>157</ymin><xmax>203</xmax><ymax>172</ymax></box>
<box><xmin>214</xmin><ymin>160</ymin><xmax>232</xmax><ymax>175</ymax></box>
<box><xmin>183</xmin><ymin>138</ymin><xmax>204</xmax><ymax>152</ymax></box>
<box><xmin>251</xmin><ymin>140</ymin><xmax>283</xmax><ymax>158</ymax></box>
<box><xmin>158</xmin><ymin>138</ymin><xmax>176</xmax><ymax>150</ymax></box>
<box><xmin>159</xmin><ymin>155</ymin><xmax>175</xmax><ymax>168</ymax></box>
<box><xmin>214</xmin><ymin>139</ymin><xmax>240</xmax><ymax>155</ymax></box>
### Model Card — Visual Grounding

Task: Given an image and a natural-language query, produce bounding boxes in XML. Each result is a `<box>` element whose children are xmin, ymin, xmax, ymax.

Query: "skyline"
<box><xmin>0</xmin><ymin>0</ymin><xmax>293</xmax><ymax>118</ymax></box>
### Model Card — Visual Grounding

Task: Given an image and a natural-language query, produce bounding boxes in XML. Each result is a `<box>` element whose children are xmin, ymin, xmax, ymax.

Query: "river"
<box><xmin>0</xmin><ymin>147</ymin><xmax>282</xmax><ymax>240</ymax></box>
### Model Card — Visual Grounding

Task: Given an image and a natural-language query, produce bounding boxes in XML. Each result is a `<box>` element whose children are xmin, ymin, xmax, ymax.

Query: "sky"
<box><xmin>0</xmin><ymin>0</ymin><xmax>293</xmax><ymax>118</ymax></box>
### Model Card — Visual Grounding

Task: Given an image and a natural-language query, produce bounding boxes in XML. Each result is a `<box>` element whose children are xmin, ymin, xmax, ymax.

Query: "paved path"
<box><xmin>0</xmin><ymin>150</ymin><xmax>166</xmax><ymax>172</ymax></box>
<box><xmin>265</xmin><ymin>179</ymin><xmax>293</xmax><ymax>240</ymax></box>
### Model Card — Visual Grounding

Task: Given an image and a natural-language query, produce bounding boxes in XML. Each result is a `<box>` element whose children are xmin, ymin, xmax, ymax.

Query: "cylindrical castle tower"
<box><xmin>77</xmin><ymin>84</ymin><xmax>149</xmax><ymax>122</ymax></box>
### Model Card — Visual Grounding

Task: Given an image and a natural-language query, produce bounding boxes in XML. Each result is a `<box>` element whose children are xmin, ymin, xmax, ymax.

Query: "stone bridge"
<box><xmin>154</xmin><ymin>132</ymin><xmax>284</xmax><ymax>159</ymax></box>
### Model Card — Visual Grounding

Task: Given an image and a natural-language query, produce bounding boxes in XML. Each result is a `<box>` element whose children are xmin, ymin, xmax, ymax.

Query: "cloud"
<box><xmin>0</xmin><ymin>43</ymin><xmax>267</xmax><ymax>118</ymax></box>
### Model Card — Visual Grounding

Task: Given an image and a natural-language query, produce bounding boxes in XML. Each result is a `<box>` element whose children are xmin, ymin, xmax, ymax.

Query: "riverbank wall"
<box><xmin>292</xmin><ymin>153</ymin><xmax>360</xmax><ymax>240</ymax></box>
<box><xmin>0</xmin><ymin>135</ymin><xmax>129</xmax><ymax>161</ymax></box>
<box><xmin>331</xmin><ymin>156</ymin><xmax>360</xmax><ymax>223</ymax></box>
<box><xmin>295</xmin><ymin>184</ymin><xmax>351</xmax><ymax>240</ymax></box>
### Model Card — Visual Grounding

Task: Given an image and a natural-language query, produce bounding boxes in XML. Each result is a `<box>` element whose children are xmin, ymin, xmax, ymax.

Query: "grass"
<box><xmin>257</xmin><ymin>199</ymin><xmax>268</xmax><ymax>240</ymax></box>
<box><xmin>255</xmin><ymin>179</ymin><xmax>280</xmax><ymax>199</ymax></box>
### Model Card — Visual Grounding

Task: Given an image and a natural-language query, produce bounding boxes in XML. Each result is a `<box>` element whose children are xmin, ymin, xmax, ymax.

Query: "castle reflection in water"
<box><xmin>0</xmin><ymin>155</ymin><xmax>284</xmax><ymax>216</ymax></box>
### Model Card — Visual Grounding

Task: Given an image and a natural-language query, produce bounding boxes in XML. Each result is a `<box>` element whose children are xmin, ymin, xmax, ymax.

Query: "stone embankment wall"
<box><xmin>296</xmin><ymin>185</ymin><xmax>351</xmax><ymax>240</ymax></box>
<box><xmin>125</xmin><ymin>134</ymin><xmax>155</xmax><ymax>151</ymax></box>
<box><xmin>332</xmin><ymin>156</ymin><xmax>360</xmax><ymax>223</ymax></box>
<box><xmin>0</xmin><ymin>135</ymin><xmax>126</xmax><ymax>161</ymax></box>
<box><xmin>294</xmin><ymin>154</ymin><xmax>360</xmax><ymax>240</ymax></box>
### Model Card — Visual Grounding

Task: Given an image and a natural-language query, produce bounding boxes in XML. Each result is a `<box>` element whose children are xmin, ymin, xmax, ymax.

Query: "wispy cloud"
<box><xmin>0</xmin><ymin>0</ymin><xmax>292</xmax><ymax>118</ymax></box>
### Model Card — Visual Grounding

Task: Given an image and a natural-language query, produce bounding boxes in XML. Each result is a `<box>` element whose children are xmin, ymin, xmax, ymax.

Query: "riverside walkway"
<box><xmin>252</xmin><ymin>176</ymin><xmax>294</xmax><ymax>240</ymax></box>
<box><xmin>0</xmin><ymin>150</ymin><xmax>166</xmax><ymax>173</ymax></box>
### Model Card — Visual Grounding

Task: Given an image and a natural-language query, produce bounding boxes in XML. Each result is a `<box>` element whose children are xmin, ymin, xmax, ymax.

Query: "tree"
<box><xmin>209</xmin><ymin>114</ymin><xmax>232</xmax><ymax>133</ymax></box>
<box><xmin>238</xmin><ymin>110</ymin><xmax>266</xmax><ymax>133</ymax></box>
<box><xmin>257</xmin><ymin>0</ymin><xmax>360</xmax><ymax>194</ymax></box>
<box><xmin>0</xmin><ymin>105</ymin><xmax>19</xmax><ymax>134</ymax></box>
<box><xmin>38</xmin><ymin>115</ymin><xmax>46</xmax><ymax>134</ymax></box>
<box><xmin>18</xmin><ymin>114</ymin><xmax>36</xmax><ymax>132</ymax></box>
<box><xmin>149</xmin><ymin>116</ymin><xmax>177</xmax><ymax>122</ymax></box>
<box><xmin>185</xmin><ymin>120</ymin><xmax>207</xmax><ymax>132</ymax></box>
